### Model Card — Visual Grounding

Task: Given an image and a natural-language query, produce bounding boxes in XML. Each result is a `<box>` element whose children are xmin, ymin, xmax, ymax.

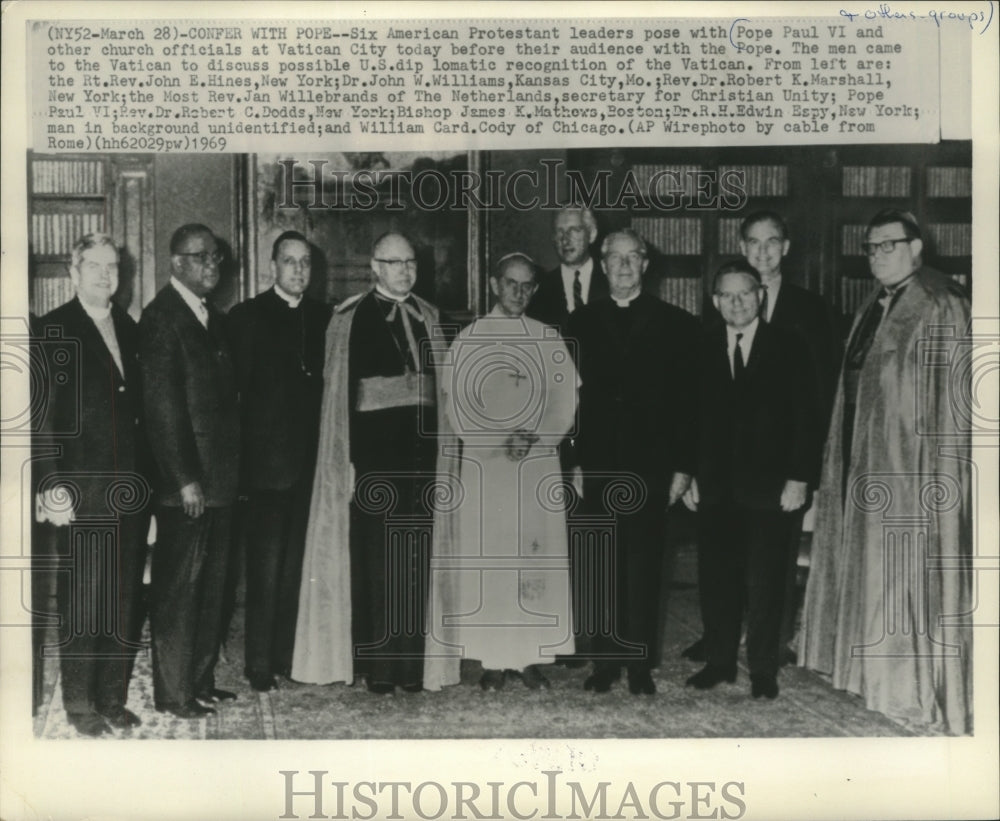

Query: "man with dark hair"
<box><xmin>568</xmin><ymin>228</ymin><xmax>698</xmax><ymax>695</ymax></box>
<box><xmin>228</xmin><ymin>231</ymin><xmax>331</xmax><ymax>692</ymax></box>
<box><xmin>34</xmin><ymin>233</ymin><xmax>151</xmax><ymax>735</ymax></box>
<box><xmin>682</xmin><ymin>259</ymin><xmax>819</xmax><ymax>700</ymax></box>
<box><xmin>800</xmin><ymin>209</ymin><xmax>972</xmax><ymax>733</ymax></box>
<box><xmin>140</xmin><ymin>223</ymin><xmax>240</xmax><ymax>719</ymax></box>
<box><xmin>293</xmin><ymin>232</ymin><xmax>460</xmax><ymax>694</ymax></box>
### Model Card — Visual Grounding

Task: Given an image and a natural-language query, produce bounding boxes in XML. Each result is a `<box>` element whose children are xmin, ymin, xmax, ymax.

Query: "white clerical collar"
<box><xmin>374</xmin><ymin>284</ymin><xmax>410</xmax><ymax>303</ymax></box>
<box><xmin>613</xmin><ymin>290</ymin><xmax>641</xmax><ymax>308</ymax></box>
<box><xmin>273</xmin><ymin>284</ymin><xmax>303</xmax><ymax>308</ymax></box>
<box><xmin>170</xmin><ymin>276</ymin><xmax>208</xmax><ymax>316</ymax></box>
<box><xmin>77</xmin><ymin>297</ymin><xmax>111</xmax><ymax>321</ymax></box>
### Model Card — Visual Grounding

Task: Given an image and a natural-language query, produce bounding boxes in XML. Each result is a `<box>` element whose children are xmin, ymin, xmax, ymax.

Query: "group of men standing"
<box><xmin>34</xmin><ymin>201</ymin><xmax>972</xmax><ymax>737</ymax></box>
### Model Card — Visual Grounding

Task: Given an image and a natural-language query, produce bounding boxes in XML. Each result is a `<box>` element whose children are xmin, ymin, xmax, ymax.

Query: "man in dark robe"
<box><xmin>293</xmin><ymin>232</ymin><xmax>459</xmax><ymax>694</ymax></box>
<box><xmin>34</xmin><ymin>233</ymin><xmax>151</xmax><ymax>735</ymax></box>
<box><xmin>799</xmin><ymin>209</ymin><xmax>972</xmax><ymax>734</ymax></box>
<box><xmin>228</xmin><ymin>230</ymin><xmax>331</xmax><ymax>692</ymax></box>
<box><xmin>568</xmin><ymin>228</ymin><xmax>698</xmax><ymax>695</ymax></box>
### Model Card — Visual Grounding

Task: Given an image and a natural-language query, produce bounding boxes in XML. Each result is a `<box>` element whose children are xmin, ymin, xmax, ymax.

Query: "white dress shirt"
<box><xmin>726</xmin><ymin>317</ymin><xmax>760</xmax><ymax>377</ymax></box>
<box><xmin>560</xmin><ymin>257</ymin><xmax>594</xmax><ymax>313</ymax></box>
<box><xmin>170</xmin><ymin>276</ymin><xmax>209</xmax><ymax>327</ymax></box>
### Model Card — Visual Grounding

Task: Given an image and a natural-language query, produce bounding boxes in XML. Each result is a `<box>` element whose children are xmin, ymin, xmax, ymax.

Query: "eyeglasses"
<box><xmin>743</xmin><ymin>238</ymin><xmax>785</xmax><ymax>251</ymax></box>
<box><xmin>553</xmin><ymin>226</ymin><xmax>587</xmax><ymax>240</ymax></box>
<box><xmin>715</xmin><ymin>289</ymin><xmax>759</xmax><ymax>303</ymax></box>
<box><xmin>604</xmin><ymin>252</ymin><xmax>645</xmax><ymax>268</ymax></box>
<box><xmin>498</xmin><ymin>277</ymin><xmax>538</xmax><ymax>295</ymax></box>
<box><xmin>862</xmin><ymin>238</ymin><xmax>911</xmax><ymax>256</ymax></box>
<box><xmin>374</xmin><ymin>258</ymin><xmax>418</xmax><ymax>272</ymax></box>
<box><xmin>176</xmin><ymin>250</ymin><xmax>223</xmax><ymax>266</ymax></box>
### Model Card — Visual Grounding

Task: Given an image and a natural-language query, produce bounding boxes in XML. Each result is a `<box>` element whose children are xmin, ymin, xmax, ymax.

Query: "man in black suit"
<box><xmin>34</xmin><ymin>233</ymin><xmax>151</xmax><ymax>736</ymax></box>
<box><xmin>228</xmin><ymin>231</ymin><xmax>331</xmax><ymax>692</ymax></box>
<box><xmin>683</xmin><ymin>210</ymin><xmax>840</xmax><ymax>663</ymax></box>
<box><xmin>682</xmin><ymin>259</ymin><xmax>819</xmax><ymax>699</ymax></box>
<box><xmin>568</xmin><ymin>228</ymin><xmax>698</xmax><ymax>695</ymax></box>
<box><xmin>527</xmin><ymin>206</ymin><xmax>609</xmax><ymax>665</ymax></box>
<box><xmin>527</xmin><ymin>205</ymin><xmax>609</xmax><ymax>334</ymax></box>
<box><xmin>140</xmin><ymin>224</ymin><xmax>240</xmax><ymax>718</ymax></box>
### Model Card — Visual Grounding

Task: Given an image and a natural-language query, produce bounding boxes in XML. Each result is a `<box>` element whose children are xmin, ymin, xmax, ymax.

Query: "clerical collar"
<box><xmin>613</xmin><ymin>290</ymin><xmax>641</xmax><ymax>308</ymax></box>
<box><xmin>170</xmin><ymin>276</ymin><xmax>207</xmax><ymax>316</ymax></box>
<box><xmin>374</xmin><ymin>284</ymin><xmax>411</xmax><ymax>303</ymax></box>
<box><xmin>273</xmin><ymin>284</ymin><xmax>302</xmax><ymax>308</ymax></box>
<box><xmin>77</xmin><ymin>297</ymin><xmax>111</xmax><ymax>321</ymax></box>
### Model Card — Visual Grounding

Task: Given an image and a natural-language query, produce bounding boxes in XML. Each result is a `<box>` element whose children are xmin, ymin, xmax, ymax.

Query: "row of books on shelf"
<box><xmin>32</xmin><ymin>212</ymin><xmax>106</xmax><ymax>256</ymax></box>
<box><xmin>718</xmin><ymin>165</ymin><xmax>789</xmax><ymax>198</ymax></box>
<box><xmin>629</xmin><ymin>164</ymin><xmax>790</xmax><ymax>199</ymax></box>
<box><xmin>657</xmin><ymin>276</ymin><xmax>702</xmax><ymax>315</ymax></box>
<box><xmin>841</xmin><ymin>223</ymin><xmax>972</xmax><ymax>256</ymax></box>
<box><xmin>633</xmin><ymin>217</ymin><xmax>702</xmax><ymax>255</ymax></box>
<box><xmin>31</xmin><ymin>276</ymin><xmax>75</xmax><ymax>318</ymax></box>
<box><xmin>31</xmin><ymin>160</ymin><xmax>105</xmax><ymax>195</ymax></box>
<box><xmin>926</xmin><ymin>167</ymin><xmax>973</xmax><ymax>198</ymax></box>
<box><xmin>842</xmin><ymin>166</ymin><xmax>912</xmax><ymax>198</ymax></box>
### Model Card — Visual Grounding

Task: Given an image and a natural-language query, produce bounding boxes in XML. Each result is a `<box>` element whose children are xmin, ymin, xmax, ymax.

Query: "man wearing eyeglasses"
<box><xmin>293</xmin><ymin>232</ymin><xmax>460</xmax><ymax>695</ymax></box>
<box><xmin>800</xmin><ymin>209</ymin><xmax>972</xmax><ymax>734</ymax></box>
<box><xmin>681</xmin><ymin>259</ymin><xmax>818</xmax><ymax>701</ymax></box>
<box><xmin>568</xmin><ymin>228</ymin><xmax>698</xmax><ymax>695</ymax></box>
<box><xmin>227</xmin><ymin>231</ymin><xmax>331</xmax><ymax>693</ymax></box>
<box><xmin>140</xmin><ymin>223</ymin><xmax>240</xmax><ymax>719</ymax></box>
<box><xmin>431</xmin><ymin>253</ymin><xmax>578</xmax><ymax>692</ymax></box>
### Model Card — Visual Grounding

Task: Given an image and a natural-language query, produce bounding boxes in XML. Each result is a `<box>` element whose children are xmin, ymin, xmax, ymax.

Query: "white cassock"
<box><xmin>439</xmin><ymin>307</ymin><xmax>578</xmax><ymax>670</ymax></box>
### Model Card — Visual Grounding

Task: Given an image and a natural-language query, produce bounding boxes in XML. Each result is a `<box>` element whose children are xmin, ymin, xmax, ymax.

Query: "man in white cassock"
<box><xmin>437</xmin><ymin>253</ymin><xmax>578</xmax><ymax>690</ymax></box>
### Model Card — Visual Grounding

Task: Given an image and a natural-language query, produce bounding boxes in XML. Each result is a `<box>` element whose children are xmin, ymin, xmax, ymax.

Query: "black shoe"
<box><xmin>583</xmin><ymin>665</ymin><xmax>620</xmax><ymax>693</ymax></box>
<box><xmin>400</xmin><ymin>682</ymin><xmax>423</xmax><ymax>694</ymax></box>
<box><xmin>96</xmin><ymin>705</ymin><xmax>142</xmax><ymax>729</ymax></box>
<box><xmin>67</xmin><ymin>712</ymin><xmax>111</xmax><ymax>737</ymax></box>
<box><xmin>274</xmin><ymin>665</ymin><xmax>292</xmax><ymax>679</ymax></box>
<box><xmin>685</xmin><ymin>665</ymin><xmax>737</xmax><ymax>690</ymax></box>
<box><xmin>555</xmin><ymin>655</ymin><xmax>588</xmax><ymax>669</ymax></box>
<box><xmin>366</xmin><ymin>681</ymin><xmax>395</xmax><ymax>695</ymax></box>
<box><xmin>479</xmin><ymin>669</ymin><xmax>505</xmax><ymax>691</ymax></box>
<box><xmin>156</xmin><ymin>701</ymin><xmax>215</xmax><ymax>719</ymax></box>
<box><xmin>196</xmin><ymin>687</ymin><xmax>237</xmax><ymax>703</ymax></box>
<box><xmin>681</xmin><ymin>638</ymin><xmax>706</xmax><ymax>662</ymax></box>
<box><xmin>248</xmin><ymin>673</ymin><xmax>277</xmax><ymax>693</ymax></box>
<box><xmin>519</xmin><ymin>665</ymin><xmax>551</xmax><ymax>690</ymax></box>
<box><xmin>627</xmin><ymin>668</ymin><xmax>656</xmax><ymax>695</ymax></box>
<box><xmin>751</xmin><ymin>673</ymin><xmax>779</xmax><ymax>699</ymax></box>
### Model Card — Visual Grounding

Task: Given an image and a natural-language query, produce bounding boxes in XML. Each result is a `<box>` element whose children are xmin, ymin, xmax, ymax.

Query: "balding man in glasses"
<box><xmin>293</xmin><ymin>232</ymin><xmax>460</xmax><ymax>695</ymax></box>
<box><xmin>140</xmin><ymin>223</ymin><xmax>240</xmax><ymax>719</ymax></box>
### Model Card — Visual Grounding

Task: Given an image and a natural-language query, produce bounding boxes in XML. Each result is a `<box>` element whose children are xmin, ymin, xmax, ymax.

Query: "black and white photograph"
<box><xmin>1</xmin><ymin>2</ymin><xmax>997</xmax><ymax>820</ymax></box>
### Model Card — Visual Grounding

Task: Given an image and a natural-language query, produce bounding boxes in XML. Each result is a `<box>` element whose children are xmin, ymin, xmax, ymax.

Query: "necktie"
<box><xmin>572</xmin><ymin>270</ymin><xmax>584</xmax><ymax>312</ymax></box>
<box><xmin>733</xmin><ymin>332</ymin><xmax>745</xmax><ymax>380</ymax></box>
<box><xmin>196</xmin><ymin>300</ymin><xmax>209</xmax><ymax>329</ymax></box>
<box><xmin>759</xmin><ymin>287</ymin><xmax>769</xmax><ymax>323</ymax></box>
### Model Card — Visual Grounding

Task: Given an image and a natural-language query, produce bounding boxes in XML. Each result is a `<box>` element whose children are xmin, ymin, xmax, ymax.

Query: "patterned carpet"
<box><xmin>33</xmin><ymin>529</ymin><xmax>928</xmax><ymax>740</ymax></box>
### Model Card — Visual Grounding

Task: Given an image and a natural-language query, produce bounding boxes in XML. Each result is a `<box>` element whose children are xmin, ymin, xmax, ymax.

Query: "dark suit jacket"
<box><xmin>569</xmin><ymin>292</ymin><xmax>698</xmax><ymax>489</ymax></box>
<box><xmin>139</xmin><ymin>284</ymin><xmax>239</xmax><ymax>508</ymax></box>
<box><xmin>768</xmin><ymin>280</ymin><xmax>842</xmax><ymax>429</ymax></box>
<box><xmin>36</xmin><ymin>297</ymin><xmax>149</xmax><ymax>517</ymax></box>
<box><xmin>527</xmin><ymin>258</ymin><xmax>610</xmax><ymax>335</ymax></box>
<box><xmin>695</xmin><ymin>321</ymin><xmax>819</xmax><ymax>510</ymax></box>
<box><xmin>228</xmin><ymin>288</ymin><xmax>331</xmax><ymax>491</ymax></box>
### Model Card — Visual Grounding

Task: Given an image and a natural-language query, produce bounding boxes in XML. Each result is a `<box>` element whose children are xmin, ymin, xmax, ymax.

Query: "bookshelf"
<box><xmin>28</xmin><ymin>153</ymin><xmax>156</xmax><ymax>319</ymax></box>
<box><xmin>565</xmin><ymin>143</ymin><xmax>972</xmax><ymax>325</ymax></box>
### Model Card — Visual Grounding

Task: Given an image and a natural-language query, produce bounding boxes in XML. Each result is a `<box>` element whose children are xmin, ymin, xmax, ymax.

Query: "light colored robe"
<box><xmin>799</xmin><ymin>267</ymin><xmax>973</xmax><ymax>734</ymax></box>
<box><xmin>291</xmin><ymin>290</ymin><xmax>461</xmax><ymax>686</ymax></box>
<box><xmin>426</xmin><ymin>310</ymin><xmax>577</xmax><ymax>680</ymax></box>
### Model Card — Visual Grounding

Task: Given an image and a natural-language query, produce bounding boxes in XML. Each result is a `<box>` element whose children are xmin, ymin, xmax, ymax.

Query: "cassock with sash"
<box><xmin>435</xmin><ymin>308</ymin><xmax>577</xmax><ymax>673</ymax></box>
<box><xmin>799</xmin><ymin>266</ymin><xmax>972</xmax><ymax>734</ymax></box>
<box><xmin>292</xmin><ymin>289</ymin><xmax>460</xmax><ymax>689</ymax></box>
